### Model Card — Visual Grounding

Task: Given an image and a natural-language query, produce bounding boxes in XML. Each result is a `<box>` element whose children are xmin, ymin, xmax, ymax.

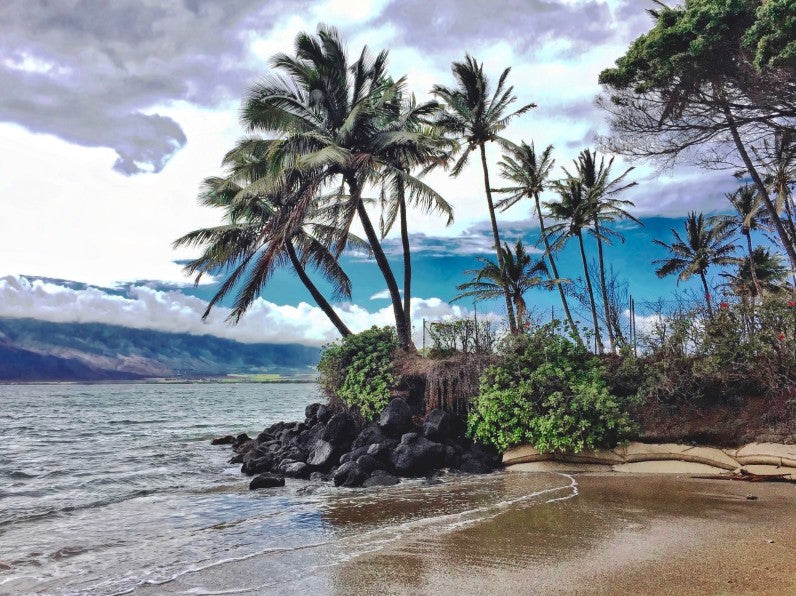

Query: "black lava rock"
<box><xmin>391</xmin><ymin>434</ymin><xmax>446</xmax><ymax>476</ymax></box>
<box><xmin>363</xmin><ymin>473</ymin><xmax>400</xmax><ymax>487</ymax></box>
<box><xmin>306</xmin><ymin>440</ymin><xmax>336</xmax><ymax>469</ymax></box>
<box><xmin>332</xmin><ymin>461</ymin><xmax>367</xmax><ymax>488</ymax></box>
<box><xmin>422</xmin><ymin>409</ymin><xmax>459</xmax><ymax>442</ymax></box>
<box><xmin>211</xmin><ymin>435</ymin><xmax>234</xmax><ymax>445</ymax></box>
<box><xmin>378</xmin><ymin>399</ymin><xmax>413</xmax><ymax>436</ymax></box>
<box><xmin>249</xmin><ymin>474</ymin><xmax>285</xmax><ymax>490</ymax></box>
<box><xmin>322</xmin><ymin>412</ymin><xmax>357</xmax><ymax>450</ymax></box>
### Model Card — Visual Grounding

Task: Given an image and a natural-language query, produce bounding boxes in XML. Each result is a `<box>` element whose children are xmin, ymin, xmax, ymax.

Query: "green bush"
<box><xmin>317</xmin><ymin>326</ymin><xmax>397</xmax><ymax>421</ymax></box>
<box><xmin>467</xmin><ymin>324</ymin><xmax>634</xmax><ymax>453</ymax></box>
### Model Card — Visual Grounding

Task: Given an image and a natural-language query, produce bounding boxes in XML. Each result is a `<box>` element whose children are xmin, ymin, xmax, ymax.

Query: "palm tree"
<box><xmin>232</xmin><ymin>26</ymin><xmax>442</xmax><ymax>349</ymax></box>
<box><xmin>433</xmin><ymin>55</ymin><xmax>536</xmax><ymax>333</ymax></box>
<box><xmin>453</xmin><ymin>240</ymin><xmax>554</xmax><ymax>327</ymax></box>
<box><xmin>717</xmin><ymin>185</ymin><xmax>770</xmax><ymax>296</ymax></box>
<box><xmin>376</xmin><ymin>87</ymin><xmax>453</xmax><ymax>330</ymax></box>
<box><xmin>721</xmin><ymin>247</ymin><xmax>790</xmax><ymax>298</ymax></box>
<box><xmin>545</xmin><ymin>179</ymin><xmax>605</xmax><ymax>352</ymax></box>
<box><xmin>567</xmin><ymin>149</ymin><xmax>639</xmax><ymax>353</ymax></box>
<box><xmin>653</xmin><ymin>212</ymin><xmax>739</xmax><ymax>317</ymax></box>
<box><xmin>493</xmin><ymin>142</ymin><xmax>583</xmax><ymax>346</ymax></box>
<box><xmin>174</xmin><ymin>174</ymin><xmax>357</xmax><ymax>337</ymax></box>
<box><xmin>759</xmin><ymin>131</ymin><xmax>796</xmax><ymax>267</ymax></box>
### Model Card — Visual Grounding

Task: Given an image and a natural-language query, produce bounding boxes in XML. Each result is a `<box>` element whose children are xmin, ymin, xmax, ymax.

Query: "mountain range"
<box><xmin>0</xmin><ymin>317</ymin><xmax>320</xmax><ymax>382</ymax></box>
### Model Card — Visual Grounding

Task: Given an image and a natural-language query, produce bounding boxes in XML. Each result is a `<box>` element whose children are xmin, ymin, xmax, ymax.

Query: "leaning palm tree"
<box><xmin>493</xmin><ymin>142</ymin><xmax>583</xmax><ymax>346</ymax></box>
<box><xmin>545</xmin><ymin>179</ymin><xmax>605</xmax><ymax>352</ymax></box>
<box><xmin>720</xmin><ymin>247</ymin><xmax>790</xmax><ymax>298</ymax></box>
<box><xmin>433</xmin><ymin>55</ymin><xmax>535</xmax><ymax>333</ymax></box>
<box><xmin>715</xmin><ymin>185</ymin><xmax>771</xmax><ymax>296</ymax></box>
<box><xmin>376</xmin><ymin>86</ymin><xmax>454</xmax><ymax>329</ymax></box>
<box><xmin>232</xmin><ymin>26</ymin><xmax>443</xmax><ymax>349</ymax></box>
<box><xmin>453</xmin><ymin>240</ymin><xmax>554</xmax><ymax>328</ymax></box>
<box><xmin>174</xmin><ymin>174</ymin><xmax>358</xmax><ymax>337</ymax></box>
<box><xmin>567</xmin><ymin>149</ymin><xmax>639</xmax><ymax>353</ymax></box>
<box><xmin>653</xmin><ymin>212</ymin><xmax>739</xmax><ymax>317</ymax></box>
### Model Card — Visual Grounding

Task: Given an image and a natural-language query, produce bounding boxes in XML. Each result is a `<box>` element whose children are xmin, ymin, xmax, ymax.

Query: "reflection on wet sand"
<box><xmin>328</xmin><ymin>473</ymin><xmax>796</xmax><ymax>596</ymax></box>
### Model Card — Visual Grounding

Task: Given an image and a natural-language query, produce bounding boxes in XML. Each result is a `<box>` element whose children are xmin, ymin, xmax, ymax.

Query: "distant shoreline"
<box><xmin>0</xmin><ymin>376</ymin><xmax>318</xmax><ymax>386</ymax></box>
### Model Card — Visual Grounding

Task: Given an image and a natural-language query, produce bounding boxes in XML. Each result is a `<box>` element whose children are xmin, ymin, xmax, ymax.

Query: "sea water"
<box><xmin>0</xmin><ymin>383</ymin><xmax>575</xmax><ymax>594</ymax></box>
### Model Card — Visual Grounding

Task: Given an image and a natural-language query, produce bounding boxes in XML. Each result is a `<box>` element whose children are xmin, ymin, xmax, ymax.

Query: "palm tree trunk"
<box><xmin>699</xmin><ymin>270</ymin><xmax>714</xmax><ymax>318</ymax></box>
<box><xmin>479</xmin><ymin>143</ymin><xmax>517</xmax><ymax>334</ymax></box>
<box><xmin>577</xmin><ymin>231</ymin><xmax>604</xmax><ymax>354</ymax></box>
<box><xmin>745</xmin><ymin>231</ymin><xmax>762</xmax><ymax>297</ymax></box>
<box><xmin>534</xmin><ymin>192</ymin><xmax>583</xmax><ymax>347</ymax></box>
<box><xmin>348</xmin><ymin>176</ymin><xmax>413</xmax><ymax>350</ymax></box>
<box><xmin>593</xmin><ymin>218</ymin><xmax>616</xmax><ymax>353</ymax></box>
<box><xmin>286</xmin><ymin>241</ymin><xmax>352</xmax><ymax>337</ymax></box>
<box><xmin>398</xmin><ymin>182</ymin><xmax>411</xmax><ymax>331</ymax></box>
<box><xmin>720</xmin><ymin>100</ymin><xmax>796</xmax><ymax>270</ymax></box>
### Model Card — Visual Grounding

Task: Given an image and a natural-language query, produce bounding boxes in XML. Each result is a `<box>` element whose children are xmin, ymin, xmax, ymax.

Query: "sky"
<box><xmin>0</xmin><ymin>0</ymin><xmax>754</xmax><ymax>346</ymax></box>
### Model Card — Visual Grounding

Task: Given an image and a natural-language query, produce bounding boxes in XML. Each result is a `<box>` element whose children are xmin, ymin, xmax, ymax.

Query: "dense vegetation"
<box><xmin>317</xmin><ymin>327</ymin><xmax>397</xmax><ymax>421</ymax></box>
<box><xmin>182</xmin><ymin>2</ymin><xmax>796</xmax><ymax>454</ymax></box>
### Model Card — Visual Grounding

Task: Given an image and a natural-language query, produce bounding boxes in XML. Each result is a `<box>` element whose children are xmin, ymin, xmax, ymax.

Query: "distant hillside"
<box><xmin>0</xmin><ymin>318</ymin><xmax>320</xmax><ymax>381</ymax></box>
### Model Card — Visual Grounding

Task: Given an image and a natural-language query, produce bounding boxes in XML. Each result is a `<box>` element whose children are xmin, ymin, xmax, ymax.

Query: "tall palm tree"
<box><xmin>232</xmin><ymin>26</ymin><xmax>442</xmax><ymax>349</ymax></box>
<box><xmin>546</xmin><ymin>179</ymin><xmax>605</xmax><ymax>352</ymax></box>
<box><xmin>433</xmin><ymin>55</ymin><xmax>536</xmax><ymax>333</ymax></box>
<box><xmin>493</xmin><ymin>142</ymin><xmax>583</xmax><ymax>346</ymax></box>
<box><xmin>653</xmin><ymin>212</ymin><xmax>739</xmax><ymax>317</ymax></box>
<box><xmin>174</xmin><ymin>174</ymin><xmax>358</xmax><ymax>337</ymax></box>
<box><xmin>759</xmin><ymin>131</ymin><xmax>796</xmax><ymax>267</ymax></box>
<box><xmin>720</xmin><ymin>247</ymin><xmax>790</xmax><ymax>298</ymax></box>
<box><xmin>453</xmin><ymin>240</ymin><xmax>554</xmax><ymax>327</ymax></box>
<box><xmin>567</xmin><ymin>149</ymin><xmax>639</xmax><ymax>353</ymax></box>
<box><xmin>376</xmin><ymin>87</ymin><xmax>454</xmax><ymax>330</ymax></box>
<box><xmin>716</xmin><ymin>185</ymin><xmax>770</xmax><ymax>296</ymax></box>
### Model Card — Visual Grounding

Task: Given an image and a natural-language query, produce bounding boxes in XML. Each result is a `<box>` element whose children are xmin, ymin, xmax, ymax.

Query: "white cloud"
<box><xmin>0</xmin><ymin>275</ymin><xmax>473</xmax><ymax>347</ymax></box>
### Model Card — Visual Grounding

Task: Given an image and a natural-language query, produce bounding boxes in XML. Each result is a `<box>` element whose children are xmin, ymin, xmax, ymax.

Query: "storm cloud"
<box><xmin>0</xmin><ymin>0</ymin><xmax>307</xmax><ymax>174</ymax></box>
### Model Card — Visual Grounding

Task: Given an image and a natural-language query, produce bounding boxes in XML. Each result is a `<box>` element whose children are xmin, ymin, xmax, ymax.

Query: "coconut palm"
<box><xmin>716</xmin><ymin>185</ymin><xmax>771</xmax><ymax>296</ymax></box>
<box><xmin>376</xmin><ymin>87</ymin><xmax>454</xmax><ymax>329</ymax></box>
<box><xmin>653</xmin><ymin>212</ymin><xmax>739</xmax><ymax>317</ymax></box>
<box><xmin>493</xmin><ymin>142</ymin><xmax>583</xmax><ymax>346</ymax></box>
<box><xmin>453</xmin><ymin>240</ymin><xmax>554</xmax><ymax>327</ymax></box>
<box><xmin>567</xmin><ymin>149</ymin><xmax>639</xmax><ymax>353</ymax></box>
<box><xmin>174</xmin><ymin>174</ymin><xmax>358</xmax><ymax>337</ymax></box>
<box><xmin>758</xmin><ymin>131</ymin><xmax>796</xmax><ymax>264</ymax></box>
<box><xmin>545</xmin><ymin>179</ymin><xmax>605</xmax><ymax>352</ymax></box>
<box><xmin>433</xmin><ymin>55</ymin><xmax>536</xmax><ymax>333</ymax></box>
<box><xmin>720</xmin><ymin>247</ymin><xmax>790</xmax><ymax>298</ymax></box>
<box><xmin>231</xmin><ymin>26</ymin><xmax>444</xmax><ymax>349</ymax></box>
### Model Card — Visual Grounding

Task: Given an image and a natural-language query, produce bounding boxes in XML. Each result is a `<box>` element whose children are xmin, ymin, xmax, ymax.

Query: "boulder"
<box><xmin>232</xmin><ymin>433</ymin><xmax>253</xmax><ymax>451</ymax></box>
<box><xmin>355</xmin><ymin>454</ymin><xmax>379</xmax><ymax>475</ymax></box>
<box><xmin>366</xmin><ymin>442</ymin><xmax>391</xmax><ymax>463</ymax></box>
<box><xmin>282</xmin><ymin>461</ymin><xmax>310</xmax><ymax>479</ymax></box>
<box><xmin>391</xmin><ymin>435</ymin><xmax>446</xmax><ymax>476</ymax></box>
<box><xmin>351</xmin><ymin>423</ymin><xmax>389</xmax><ymax>450</ymax></box>
<box><xmin>305</xmin><ymin>402</ymin><xmax>323</xmax><ymax>422</ymax></box>
<box><xmin>363</xmin><ymin>474</ymin><xmax>400</xmax><ymax>487</ymax></box>
<box><xmin>309</xmin><ymin>471</ymin><xmax>328</xmax><ymax>482</ymax></box>
<box><xmin>249</xmin><ymin>473</ymin><xmax>285</xmax><ymax>490</ymax></box>
<box><xmin>316</xmin><ymin>404</ymin><xmax>332</xmax><ymax>424</ymax></box>
<box><xmin>235</xmin><ymin>439</ymin><xmax>257</xmax><ymax>456</ymax></box>
<box><xmin>211</xmin><ymin>435</ymin><xmax>234</xmax><ymax>445</ymax></box>
<box><xmin>242</xmin><ymin>454</ymin><xmax>276</xmax><ymax>476</ymax></box>
<box><xmin>322</xmin><ymin>412</ymin><xmax>357</xmax><ymax>450</ymax></box>
<box><xmin>333</xmin><ymin>461</ymin><xmax>367</xmax><ymax>488</ymax></box>
<box><xmin>307</xmin><ymin>440</ymin><xmax>336</xmax><ymax>469</ymax></box>
<box><xmin>339</xmin><ymin>445</ymin><xmax>370</xmax><ymax>465</ymax></box>
<box><xmin>378</xmin><ymin>399</ymin><xmax>413</xmax><ymax>436</ymax></box>
<box><xmin>422</xmin><ymin>409</ymin><xmax>459</xmax><ymax>443</ymax></box>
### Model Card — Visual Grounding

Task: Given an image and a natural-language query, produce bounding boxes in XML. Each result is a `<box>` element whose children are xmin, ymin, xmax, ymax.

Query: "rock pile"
<box><xmin>217</xmin><ymin>398</ymin><xmax>501</xmax><ymax>490</ymax></box>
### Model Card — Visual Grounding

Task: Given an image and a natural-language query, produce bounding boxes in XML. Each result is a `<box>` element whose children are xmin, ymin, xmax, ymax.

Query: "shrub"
<box><xmin>467</xmin><ymin>324</ymin><xmax>634</xmax><ymax>452</ymax></box>
<box><xmin>317</xmin><ymin>327</ymin><xmax>397</xmax><ymax>421</ymax></box>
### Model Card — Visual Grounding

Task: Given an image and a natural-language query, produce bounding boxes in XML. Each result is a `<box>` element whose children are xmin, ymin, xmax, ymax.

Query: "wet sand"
<box><xmin>134</xmin><ymin>472</ymin><xmax>795</xmax><ymax>595</ymax></box>
<box><xmin>328</xmin><ymin>474</ymin><xmax>796</xmax><ymax>596</ymax></box>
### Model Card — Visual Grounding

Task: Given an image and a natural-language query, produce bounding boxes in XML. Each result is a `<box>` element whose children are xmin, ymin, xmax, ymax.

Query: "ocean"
<box><xmin>0</xmin><ymin>383</ymin><xmax>575</xmax><ymax>594</ymax></box>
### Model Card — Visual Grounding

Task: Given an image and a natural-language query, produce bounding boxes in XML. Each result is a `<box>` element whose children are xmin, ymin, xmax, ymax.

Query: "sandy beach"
<box><xmin>129</xmin><ymin>472</ymin><xmax>795</xmax><ymax>595</ymax></box>
<box><xmin>329</xmin><ymin>474</ymin><xmax>796</xmax><ymax>595</ymax></box>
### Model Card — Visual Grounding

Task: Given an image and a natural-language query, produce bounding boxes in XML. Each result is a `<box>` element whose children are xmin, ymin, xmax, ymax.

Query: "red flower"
<box><xmin>788</xmin><ymin>300</ymin><xmax>795</xmax><ymax>308</ymax></box>
<box><xmin>778</xmin><ymin>333</ymin><xmax>786</xmax><ymax>341</ymax></box>
<box><xmin>705</xmin><ymin>293</ymin><xmax>711</xmax><ymax>301</ymax></box>
<box><xmin>719</xmin><ymin>302</ymin><xmax>729</xmax><ymax>310</ymax></box>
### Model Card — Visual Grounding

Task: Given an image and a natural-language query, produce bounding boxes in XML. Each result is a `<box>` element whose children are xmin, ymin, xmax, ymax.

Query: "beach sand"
<box><xmin>326</xmin><ymin>474</ymin><xmax>796</xmax><ymax>595</ymax></box>
<box><xmin>134</xmin><ymin>473</ymin><xmax>795</xmax><ymax>595</ymax></box>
